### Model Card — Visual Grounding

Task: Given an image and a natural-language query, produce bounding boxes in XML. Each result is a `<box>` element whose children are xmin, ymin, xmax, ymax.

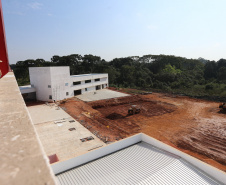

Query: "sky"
<box><xmin>2</xmin><ymin>0</ymin><xmax>226</xmax><ymax>64</ymax></box>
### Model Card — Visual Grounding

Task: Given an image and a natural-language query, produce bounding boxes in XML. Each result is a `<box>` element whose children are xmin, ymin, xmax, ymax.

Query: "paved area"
<box><xmin>28</xmin><ymin>104</ymin><xmax>70</xmax><ymax>124</ymax></box>
<box><xmin>76</xmin><ymin>89</ymin><xmax>130</xmax><ymax>102</ymax></box>
<box><xmin>28</xmin><ymin>103</ymin><xmax>105</xmax><ymax>161</ymax></box>
<box><xmin>35</xmin><ymin>119</ymin><xmax>105</xmax><ymax>161</ymax></box>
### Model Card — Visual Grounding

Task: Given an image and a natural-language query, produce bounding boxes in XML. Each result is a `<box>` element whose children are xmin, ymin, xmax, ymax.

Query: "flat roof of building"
<box><xmin>28</xmin><ymin>104</ymin><xmax>105</xmax><ymax>161</ymax></box>
<box><xmin>75</xmin><ymin>89</ymin><xmax>130</xmax><ymax>102</ymax></box>
<box><xmin>29</xmin><ymin>66</ymin><xmax>69</xmax><ymax>68</ymax></box>
<box><xmin>71</xmin><ymin>73</ymin><xmax>108</xmax><ymax>77</ymax></box>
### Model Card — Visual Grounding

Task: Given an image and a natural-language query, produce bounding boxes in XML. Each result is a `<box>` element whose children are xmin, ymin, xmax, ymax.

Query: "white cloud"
<box><xmin>47</xmin><ymin>13</ymin><xmax>53</xmax><ymax>16</ymax></box>
<box><xmin>28</xmin><ymin>2</ymin><xmax>43</xmax><ymax>9</ymax></box>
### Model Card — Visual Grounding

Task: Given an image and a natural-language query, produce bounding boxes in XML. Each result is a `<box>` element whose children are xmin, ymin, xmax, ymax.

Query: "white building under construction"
<box><xmin>20</xmin><ymin>66</ymin><xmax>108</xmax><ymax>101</ymax></box>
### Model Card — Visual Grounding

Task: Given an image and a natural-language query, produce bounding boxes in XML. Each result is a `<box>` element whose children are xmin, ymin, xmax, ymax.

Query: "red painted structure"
<box><xmin>0</xmin><ymin>0</ymin><xmax>10</xmax><ymax>78</ymax></box>
<box><xmin>48</xmin><ymin>154</ymin><xmax>59</xmax><ymax>164</ymax></box>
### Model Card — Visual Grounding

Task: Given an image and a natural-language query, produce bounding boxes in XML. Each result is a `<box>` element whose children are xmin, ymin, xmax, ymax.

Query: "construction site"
<box><xmin>59</xmin><ymin>89</ymin><xmax>226</xmax><ymax>172</ymax></box>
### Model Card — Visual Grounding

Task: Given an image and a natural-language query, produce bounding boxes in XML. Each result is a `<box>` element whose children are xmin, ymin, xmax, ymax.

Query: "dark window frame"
<box><xmin>73</xmin><ymin>81</ymin><xmax>81</xmax><ymax>85</ymax></box>
<box><xmin>74</xmin><ymin>89</ymin><xmax>82</xmax><ymax>96</ymax></box>
<box><xmin>85</xmin><ymin>80</ymin><xmax>91</xmax><ymax>83</ymax></box>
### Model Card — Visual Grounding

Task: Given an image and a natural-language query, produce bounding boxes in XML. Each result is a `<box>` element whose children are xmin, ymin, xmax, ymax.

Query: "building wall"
<box><xmin>50</xmin><ymin>67</ymin><xmax>71</xmax><ymax>101</ymax></box>
<box><xmin>81</xmin><ymin>86</ymin><xmax>96</xmax><ymax>94</ymax></box>
<box><xmin>29</xmin><ymin>67</ymin><xmax>108</xmax><ymax>101</ymax></box>
<box><xmin>70</xmin><ymin>74</ymin><xmax>108</xmax><ymax>95</ymax></box>
<box><xmin>29</xmin><ymin>67</ymin><xmax>52</xmax><ymax>101</ymax></box>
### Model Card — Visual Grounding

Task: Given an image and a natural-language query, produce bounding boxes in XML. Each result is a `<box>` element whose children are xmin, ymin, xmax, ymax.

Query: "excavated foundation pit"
<box><xmin>59</xmin><ymin>93</ymin><xmax>226</xmax><ymax>172</ymax></box>
<box><xmin>86</xmin><ymin>96</ymin><xmax>177</xmax><ymax>140</ymax></box>
<box><xmin>90</xmin><ymin>96</ymin><xmax>176</xmax><ymax>121</ymax></box>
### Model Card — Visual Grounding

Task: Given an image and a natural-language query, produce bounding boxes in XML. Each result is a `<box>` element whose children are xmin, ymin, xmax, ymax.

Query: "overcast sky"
<box><xmin>2</xmin><ymin>0</ymin><xmax>226</xmax><ymax>64</ymax></box>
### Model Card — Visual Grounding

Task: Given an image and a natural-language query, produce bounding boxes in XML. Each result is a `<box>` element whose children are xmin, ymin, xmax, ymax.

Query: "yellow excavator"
<box><xmin>219</xmin><ymin>102</ymin><xmax>226</xmax><ymax>112</ymax></box>
<box><xmin>128</xmin><ymin>105</ymin><xmax>141</xmax><ymax>115</ymax></box>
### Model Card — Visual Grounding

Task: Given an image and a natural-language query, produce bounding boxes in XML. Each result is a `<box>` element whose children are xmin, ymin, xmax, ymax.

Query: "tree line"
<box><xmin>10</xmin><ymin>54</ymin><xmax>226</xmax><ymax>98</ymax></box>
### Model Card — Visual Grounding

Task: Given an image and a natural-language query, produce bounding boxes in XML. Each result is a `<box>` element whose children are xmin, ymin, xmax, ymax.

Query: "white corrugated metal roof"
<box><xmin>56</xmin><ymin>142</ymin><xmax>222</xmax><ymax>185</ymax></box>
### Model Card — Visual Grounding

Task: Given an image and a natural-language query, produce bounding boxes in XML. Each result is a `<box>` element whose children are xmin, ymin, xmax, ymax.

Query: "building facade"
<box><xmin>29</xmin><ymin>66</ymin><xmax>108</xmax><ymax>101</ymax></box>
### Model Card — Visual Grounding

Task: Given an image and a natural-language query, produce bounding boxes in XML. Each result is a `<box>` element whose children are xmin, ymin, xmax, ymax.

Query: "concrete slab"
<box><xmin>0</xmin><ymin>72</ymin><xmax>56</xmax><ymax>185</ymax></box>
<box><xmin>35</xmin><ymin>119</ymin><xmax>105</xmax><ymax>161</ymax></box>
<box><xmin>76</xmin><ymin>89</ymin><xmax>130</xmax><ymax>102</ymax></box>
<box><xmin>28</xmin><ymin>104</ymin><xmax>70</xmax><ymax>124</ymax></box>
<box><xmin>28</xmin><ymin>103</ymin><xmax>105</xmax><ymax>161</ymax></box>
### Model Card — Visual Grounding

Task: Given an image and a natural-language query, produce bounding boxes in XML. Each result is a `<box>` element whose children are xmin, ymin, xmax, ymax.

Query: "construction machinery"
<box><xmin>219</xmin><ymin>102</ymin><xmax>226</xmax><ymax>112</ymax></box>
<box><xmin>128</xmin><ymin>105</ymin><xmax>141</xmax><ymax>115</ymax></box>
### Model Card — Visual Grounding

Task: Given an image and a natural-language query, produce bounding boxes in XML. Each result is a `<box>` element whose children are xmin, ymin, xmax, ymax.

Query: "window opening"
<box><xmin>73</xmin><ymin>81</ymin><xmax>81</xmax><ymax>85</ymax></box>
<box><xmin>85</xmin><ymin>80</ymin><xmax>91</xmax><ymax>83</ymax></box>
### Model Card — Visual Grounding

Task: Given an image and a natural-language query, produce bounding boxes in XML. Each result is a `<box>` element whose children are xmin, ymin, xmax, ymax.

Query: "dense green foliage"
<box><xmin>11</xmin><ymin>54</ymin><xmax>226</xmax><ymax>98</ymax></box>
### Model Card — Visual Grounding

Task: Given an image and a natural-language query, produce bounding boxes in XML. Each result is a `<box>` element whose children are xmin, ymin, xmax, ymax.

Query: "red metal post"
<box><xmin>0</xmin><ymin>0</ymin><xmax>10</xmax><ymax>78</ymax></box>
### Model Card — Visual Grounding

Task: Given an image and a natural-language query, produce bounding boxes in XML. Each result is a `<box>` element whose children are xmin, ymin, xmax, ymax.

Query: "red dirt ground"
<box><xmin>60</xmin><ymin>93</ymin><xmax>226</xmax><ymax>172</ymax></box>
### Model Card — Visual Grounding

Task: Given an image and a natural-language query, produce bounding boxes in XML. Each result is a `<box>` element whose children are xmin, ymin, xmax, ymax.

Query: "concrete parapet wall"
<box><xmin>0</xmin><ymin>72</ymin><xmax>56</xmax><ymax>185</ymax></box>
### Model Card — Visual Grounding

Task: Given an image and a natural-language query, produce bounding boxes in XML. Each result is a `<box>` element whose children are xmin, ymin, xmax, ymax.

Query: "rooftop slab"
<box><xmin>28</xmin><ymin>103</ymin><xmax>105</xmax><ymax>161</ymax></box>
<box><xmin>0</xmin><ymin>72</ymin><xmax>56</xmax><ymax>185</ymax></box>
<box><xmin>35</xmin><ymin>119</ymin><xmax>105</xmax><ymax>161</ymax></box>
<box><xmin>71</xmin><ymin>73</ymin><xmax>108</xmax><ymax>77</ymax></box>
<box><xmin>28</xmin><ymin>104</ymin><xmax>71</xmax><ymax>124</ymax></box>
<box><xmin>76</xmin><ymin>89</ymin><xmax>130</xmax><ymax>102</ymax></box>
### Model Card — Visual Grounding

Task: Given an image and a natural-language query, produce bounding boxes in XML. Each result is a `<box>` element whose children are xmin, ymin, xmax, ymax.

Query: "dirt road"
<box><xmin>60</xmin><ymin>93</ymin><xmax>226</xmax><ymax>171</ymax></box>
